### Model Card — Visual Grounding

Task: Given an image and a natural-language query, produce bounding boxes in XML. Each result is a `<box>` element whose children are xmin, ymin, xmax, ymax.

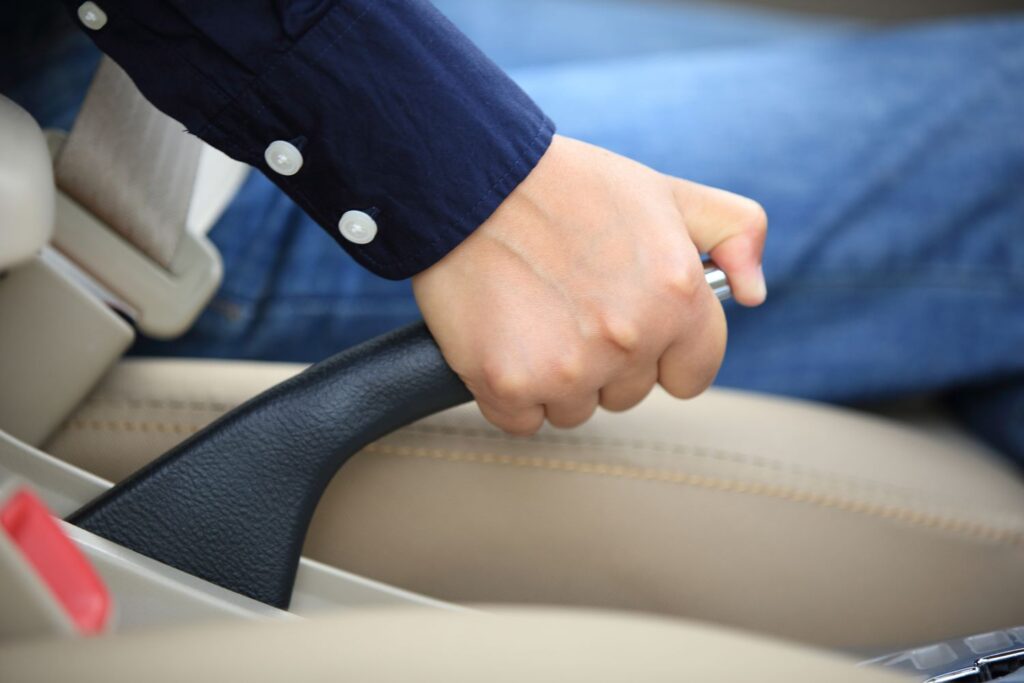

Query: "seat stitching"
<box><xmin>66</xmin><ymin>418</ymin><xmax>203</xmax><ymax>436</ymax></box>
<box><xmin>74</xmin><ymin>398</ymin><xmax>949</xmax><ymax>498</ymax></box>
<box><xmin>82</xmin><ymin>396</ymin><xmax>240</xmax><ymax>412</ymax></box>
<box><xmin>363</xmin><ymin>442</ymin><xmax>1024</xmax><ymax>548</ymax></box>
<box><xmin>406</xmin><ymin>422</ymin><xmax>788</xmax><ymax>468</ymax></box>
<box><xmin>397</xmin><ymin>422</ymin><xmax>902</xmax><ymax>489</ymax></box>
<box><xmin>58</xmin><ymin>417</ymin><xmax>1024</xmax><ymax>532</ymax></box>
<box><xmin>69</xmin><ymin>400</ymin><xmax>898</xmax><ymax>490</ymax></box>
<box><xmin>56</xmin><ymin>416</ymin><xmax>1009</xmax><ymax>505</ymax></box>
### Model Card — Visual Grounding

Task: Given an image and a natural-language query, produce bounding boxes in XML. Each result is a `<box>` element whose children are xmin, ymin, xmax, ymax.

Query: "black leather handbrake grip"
<box><xmin>69</xmin><ymin>267</ymin><xmax>730</xmax><ymax>608</ymax></box>
<box><xmin>68</xmin><ymin>322</ymin><xmax>472</xmax><ymax>608</ymax></box>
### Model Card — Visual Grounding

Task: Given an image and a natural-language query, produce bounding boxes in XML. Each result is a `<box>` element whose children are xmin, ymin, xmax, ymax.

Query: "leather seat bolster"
<box><xmin>45</xmin><ymin>359</ymin><xmax>1024</xmax><ymax>650</ymax></box>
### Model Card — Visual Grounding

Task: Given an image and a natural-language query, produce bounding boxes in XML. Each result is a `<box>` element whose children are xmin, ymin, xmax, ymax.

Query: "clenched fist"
<box><xmin>413</xmin><ymin>135</ymin><xmax>767</xmax><ymax>435</ymax></box>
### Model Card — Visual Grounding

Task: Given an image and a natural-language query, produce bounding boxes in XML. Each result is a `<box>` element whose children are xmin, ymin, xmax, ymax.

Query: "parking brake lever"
<box><xmin>69</xmin><ymin>267</ymin><xmax>731</xmax><ymax>608</ymax></box>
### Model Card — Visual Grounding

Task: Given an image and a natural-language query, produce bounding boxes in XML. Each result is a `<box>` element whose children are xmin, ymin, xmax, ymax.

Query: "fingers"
<box><xmin>671</xmin><ymin>178</ymin><xmax>768</xmax><ymax>307</ymax></box>
<box><xmin>476</xmin><ymin>395</ymin><xmax>601</xmax><ymax>435</ymax></box>
<box><xmin>599</xmin><ymin>367</ymin><xmax>658</xmax><ymax>412</ymax></box>
<box><xmin>658</xmin><ymin>292</ymin><xmax>727</xmax><ymax>399</ymax></box>
<box><xmin>470</xmin><ymin>255</ymin><xmax>725</xmax><ymax>435</ymax></box>
<box><xmin>476</xmin><ymin>399</ymin><xmax>545</xmax><ymax>437</ymax></box>
<box><xmin>545</xmin><ymin>393</ymin><xmax>600</xmax><ymax>429</ymax></box>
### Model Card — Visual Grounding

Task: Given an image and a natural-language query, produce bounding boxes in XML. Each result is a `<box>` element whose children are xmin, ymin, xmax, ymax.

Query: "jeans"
<box><xmin>6</xmin><ymin>2</ymin><xmax>1024</xmax><ymax>459</ymax></box>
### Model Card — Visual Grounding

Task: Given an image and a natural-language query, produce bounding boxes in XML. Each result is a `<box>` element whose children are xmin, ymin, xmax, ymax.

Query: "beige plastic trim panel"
<box><xmin>0</xmin><ymin>97</ymin><xmax>54</xmax><ymax>271</ymax></box>
<box><xmin>0</xmin><ymin>429</ymin><xmax>462</xmax><ymax>627</ymax></box>
<box><xmin>61</xmin><ymin>522</ymin><xmax>291</xmax><ymax>631</ymax></box>
<box><xmin>0</xmin><ymin>256</ymin><xmax>133</xmax><ymax>446</ymax></box>
<box><xmin>0</xmin><ymin>431</ymin><xmax>112</xmax><ymax>517</ymax></box>
<box><xmin>0</xmin><ymin>449</ymin><xmax>288</xmax><ymax>631</ymax></box>
<box><xmin>0</xmin><ymin>607</ymin><xmax>910</xmax><ymax>683</ymax></box>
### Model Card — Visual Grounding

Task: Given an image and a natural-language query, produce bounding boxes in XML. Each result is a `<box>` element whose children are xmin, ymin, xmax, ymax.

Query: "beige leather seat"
<box><xmin>44</xmin><ymin>357</ymin><xmax>1024</xmax><ymax>652</ymax></box>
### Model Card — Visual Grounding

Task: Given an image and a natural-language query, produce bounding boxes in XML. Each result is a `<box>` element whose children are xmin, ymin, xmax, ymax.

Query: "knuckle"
<box><xmin>482</xmin><ymin>363</ymin><xmax>529</xmax><ymax>403</ymax></box>
<box><xmin>553</xmin><ymin>350</ymin><xmax>585</xmax><ymax>386</ymax></box>
<box><xmin>739</xmin><ymin>198</ymin><xmax>768</xmax><ymax>237</ymax></box>
<box><xmin>598</xmin><ymin>313</ymin><xmax>641</xmax><ymax>353</ymax></box>
<box><xmin>663</xmin><ymin>262</ymin><xmax>703</xmax><ymax>301</ymax></box>
<box><xmin>606</xmin><ymin>315</ymin><xmax>638</xmax><ymax>352</ymax></box>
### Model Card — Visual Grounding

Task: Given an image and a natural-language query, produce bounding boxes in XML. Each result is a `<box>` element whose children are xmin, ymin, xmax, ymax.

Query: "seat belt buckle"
<box><xmin>42</xmin><ymin>58</ymin><xmax>243</xmax><ymax>340</ymax></box>
<box><xmin>44</xmin><ymin>130</ymin><xmax>228</xmax><ymax>340</ymax></box>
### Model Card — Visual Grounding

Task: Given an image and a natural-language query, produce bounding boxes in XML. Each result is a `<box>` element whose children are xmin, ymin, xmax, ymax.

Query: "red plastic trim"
<box><xmin>1</xmin><ymin>488</ymin><xmax>110</xmax><ymax>634</ymax></box>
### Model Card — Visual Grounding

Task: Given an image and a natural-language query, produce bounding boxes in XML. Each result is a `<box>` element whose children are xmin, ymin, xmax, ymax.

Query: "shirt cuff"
<box><xmin>70</xmin><ymin>0</ymin><xmax>556</xmax><ymax>279</ymax></box>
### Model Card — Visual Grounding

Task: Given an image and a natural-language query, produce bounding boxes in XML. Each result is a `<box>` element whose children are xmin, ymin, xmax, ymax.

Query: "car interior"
<box><xmin>2</xmin><ymin>0</ymin><xmax>1023</xmax><ymax>680</ymax></box>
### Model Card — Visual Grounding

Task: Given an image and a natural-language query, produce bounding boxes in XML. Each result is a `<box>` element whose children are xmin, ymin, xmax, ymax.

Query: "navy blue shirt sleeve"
<box><xmin>64</xmin><ymin>0</ymin><xmax>555</xmax><ymax>279</ymax></box>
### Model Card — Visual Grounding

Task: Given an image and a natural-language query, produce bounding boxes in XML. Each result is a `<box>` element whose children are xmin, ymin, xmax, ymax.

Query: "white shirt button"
<box><xmin>78</xmin><ymin>2</ymin><xmax>108</xmax><ymax>30</ymax></box>
<box><xmin>263</xmin><ymin>140</ymin><xmax>303</xmax><ymax>176</ymax></box>
<box><xmin>338</xmin><ymin>210</ymin><xmax>378</xmax><ymax>245</ymax></box>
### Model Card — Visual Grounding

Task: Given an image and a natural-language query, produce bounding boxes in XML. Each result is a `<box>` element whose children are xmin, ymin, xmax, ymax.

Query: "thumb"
<box><xmin>671</xmin><ymin>177</ymin><xmax>768</xmax><ymax>307</ymax></box>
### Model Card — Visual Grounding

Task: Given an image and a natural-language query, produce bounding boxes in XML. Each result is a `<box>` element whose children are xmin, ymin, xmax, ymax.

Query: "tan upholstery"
<box><xmin>0</xmin><ymin>606</ymin><xmax>908</xmax><ymax>682</ymax></box>
<box><xmin>46</xmin><ymin>358</ymin><xmax>1024</xmax><ymax>651</ymax></box>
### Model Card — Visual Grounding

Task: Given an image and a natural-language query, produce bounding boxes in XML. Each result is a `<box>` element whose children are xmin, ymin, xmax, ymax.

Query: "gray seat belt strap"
<box><xmin>54</xmin><ymin>57</ymin><xmax>201</xmax><ymax>270</ymax></box>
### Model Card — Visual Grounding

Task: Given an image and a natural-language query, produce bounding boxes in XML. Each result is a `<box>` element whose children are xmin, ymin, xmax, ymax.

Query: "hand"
<box><xmin>413</xmin><ymin>135</ymin><xmax>767</xmax><ymax>435</ymax></box>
